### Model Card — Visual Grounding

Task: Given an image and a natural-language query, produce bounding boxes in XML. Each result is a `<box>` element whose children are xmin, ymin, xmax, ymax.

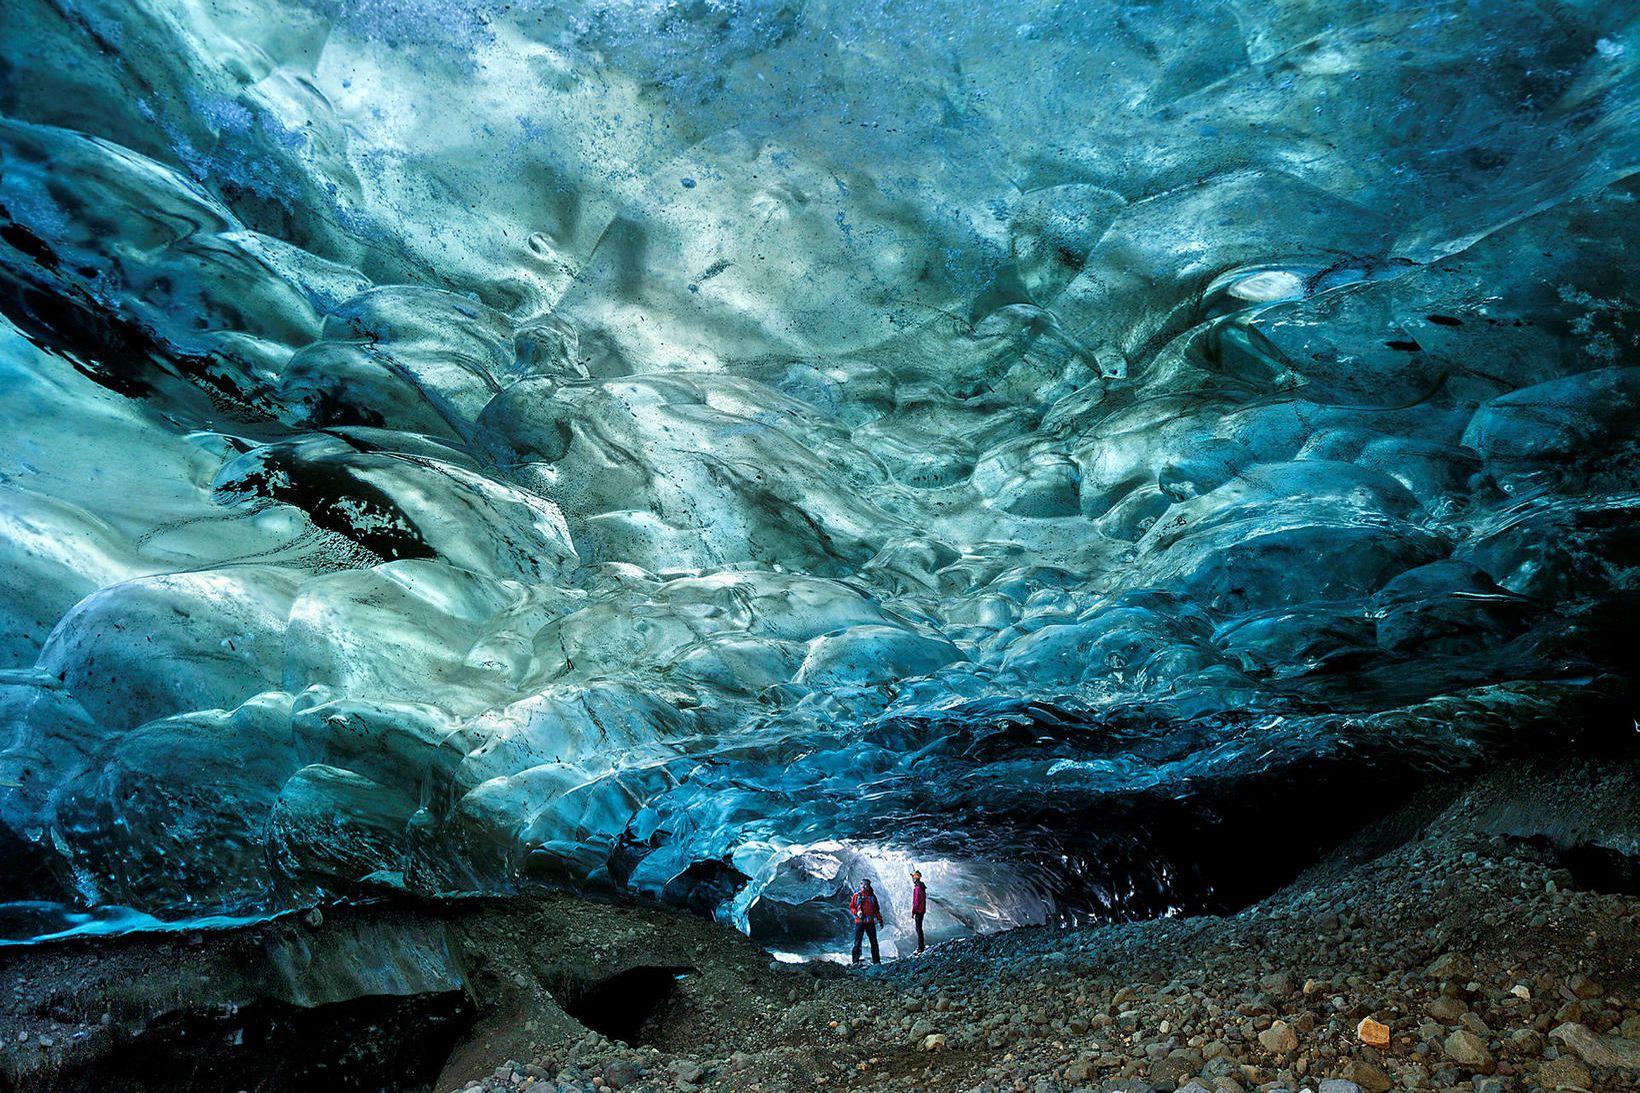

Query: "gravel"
<box><xmin>449</xmin><ymin>771</ymin><xmax>1640</xmax><ymax>1093</ymax></box>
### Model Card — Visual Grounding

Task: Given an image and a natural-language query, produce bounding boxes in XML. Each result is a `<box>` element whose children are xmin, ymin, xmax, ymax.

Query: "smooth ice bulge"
<box><xmin>1</xmin><ymin>0</ymin><xmax>1637</xmax><ymax>955</ymax></box>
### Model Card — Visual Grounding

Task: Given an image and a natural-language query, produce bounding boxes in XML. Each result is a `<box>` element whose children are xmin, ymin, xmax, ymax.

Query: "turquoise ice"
<box><xmin>1</xmin><ymin>0</ymin><xmax>1637</xmax><ymax>956</ymax></box>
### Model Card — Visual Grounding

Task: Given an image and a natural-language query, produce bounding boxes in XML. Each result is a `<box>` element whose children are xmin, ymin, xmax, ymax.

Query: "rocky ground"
<box><xmin>5</xmin><ymin>760</ymin><xmax>1639</xmax><ymax>1093</ymax></box>
<box><xmin>448</xmin><ymin>761</ymin><xmax>1640</xmax><ymax>1093</ymax></box>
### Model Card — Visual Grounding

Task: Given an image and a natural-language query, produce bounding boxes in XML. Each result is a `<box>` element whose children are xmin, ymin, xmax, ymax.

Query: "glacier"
<box><xmin>1</xmin><ymin>0</ymin><xmax>1638</xmax><ymax>959</ymax></box>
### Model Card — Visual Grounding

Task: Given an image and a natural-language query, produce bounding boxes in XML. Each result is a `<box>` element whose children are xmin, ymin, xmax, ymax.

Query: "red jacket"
<box><xmin>911</xmin><ymin>880</ymin><xmax>927</xmax><ymax>914</ymax></box>
<box><xmin>850</xmin><ymin>885</ymin><xmax>883</xmax><ymax>924</ymax></box>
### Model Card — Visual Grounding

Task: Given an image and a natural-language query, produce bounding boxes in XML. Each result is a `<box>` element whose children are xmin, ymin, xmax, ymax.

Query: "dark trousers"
<box><xmin>852</xmin><ymin>921</ymin><xmax>880</xmax><ymax>964</ymax></box>
<box><xmin>914</xmin><ymin>912</ymin><xmax>925</xmax><ymax>951</ymax></box>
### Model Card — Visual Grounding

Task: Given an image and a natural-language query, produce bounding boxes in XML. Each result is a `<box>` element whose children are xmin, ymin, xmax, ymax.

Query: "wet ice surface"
<box><xmin>1</xmin><ymin>0</ymin><xmax>1638</xmax><ymax>955</ymax></box>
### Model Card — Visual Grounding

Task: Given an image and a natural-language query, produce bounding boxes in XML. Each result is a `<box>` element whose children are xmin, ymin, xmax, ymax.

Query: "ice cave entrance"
<box><xmin>734</xmin><ymin>840</ymin><xmax>1052</xmax><ymax>961</ymax></box>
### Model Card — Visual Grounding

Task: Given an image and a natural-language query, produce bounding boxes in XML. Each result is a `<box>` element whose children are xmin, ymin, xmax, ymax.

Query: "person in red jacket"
<box><xmin>910</xmin><ymin>869</ymin><xmax>928</xmax><ymax>953</ymax></box>
<box><xmin>849</xmin><ymin>878</ymin><xmax>885</xmax><ymax>965</ymax></box>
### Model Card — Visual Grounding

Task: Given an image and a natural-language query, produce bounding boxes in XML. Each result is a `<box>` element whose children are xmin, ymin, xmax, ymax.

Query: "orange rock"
<box><xmin>1358</xmin><ymin>1017</ymin><xmax>1392</xmax><ymax>1047</ymax></box>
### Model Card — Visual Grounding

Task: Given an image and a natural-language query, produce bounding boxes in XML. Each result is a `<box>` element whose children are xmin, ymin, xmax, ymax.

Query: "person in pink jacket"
<box><xmin>910</xmin><ymin>869</ymin><xmax>928</xmax><ymax>953</ymax></box>
<box><xmin>849</xmin><ymin>879</ymin><xmax>884</xmax><ymax>964</ymax></box>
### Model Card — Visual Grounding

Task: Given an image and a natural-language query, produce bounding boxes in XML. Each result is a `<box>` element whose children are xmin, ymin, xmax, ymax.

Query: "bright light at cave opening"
<box><xmin>732</xmin><ymin>839</ymin><xmax>1053</xmax><ymax>961</ymax></box>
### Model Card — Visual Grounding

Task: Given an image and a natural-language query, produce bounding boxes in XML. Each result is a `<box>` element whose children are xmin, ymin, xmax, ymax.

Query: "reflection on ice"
<box><xmin>0</xmin><ymin>901</ymin><xmax>292</xmax><ymax>948</ymax></box>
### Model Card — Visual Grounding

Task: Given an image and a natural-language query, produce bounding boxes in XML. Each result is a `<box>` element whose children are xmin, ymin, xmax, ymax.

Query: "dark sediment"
<box><xmin>4</xmin><ymin>759</ymin><xmax>1640</xmax><ymax>1093</ymax></box>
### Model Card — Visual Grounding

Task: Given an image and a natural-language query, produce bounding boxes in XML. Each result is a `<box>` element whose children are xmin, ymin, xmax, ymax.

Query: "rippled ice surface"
<box><xmin>1</xmin><ymin>0</ymin><xmax>1638</xmax><ymax>955</ymax></box>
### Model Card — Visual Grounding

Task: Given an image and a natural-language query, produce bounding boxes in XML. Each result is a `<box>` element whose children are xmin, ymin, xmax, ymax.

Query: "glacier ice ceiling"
<box><xmin>1</xmin><ymin>0</ymin><xmax>1638</xmax><ymax>953</ymax></box>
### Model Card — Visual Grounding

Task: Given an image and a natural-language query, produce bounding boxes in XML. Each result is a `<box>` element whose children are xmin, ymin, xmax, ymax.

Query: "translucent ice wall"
<box><xmin>1</xmin><ymin>0</ymin><xmax>1638</xmax><ymax>951</ymax></box>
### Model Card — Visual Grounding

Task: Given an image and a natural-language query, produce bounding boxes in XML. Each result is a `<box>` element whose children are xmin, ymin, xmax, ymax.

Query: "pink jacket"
<box><xmin>911</xmin><ymin>880</ymin><xmax>927</xmax><ymax>914</ymax></box>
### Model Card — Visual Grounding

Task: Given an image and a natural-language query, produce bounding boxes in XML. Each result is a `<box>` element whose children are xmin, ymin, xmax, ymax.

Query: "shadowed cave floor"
<box><xmin>4</xmin><ymin>759</ymin><xmax>1640</xmax><ymax>1093</ymax></box>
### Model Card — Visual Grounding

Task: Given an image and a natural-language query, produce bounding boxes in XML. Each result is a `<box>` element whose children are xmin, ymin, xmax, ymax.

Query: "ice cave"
<box><xmin>1</xmin><ymin>1</ymin><xmax>1638</xmax><ymax>1090</ymax></box>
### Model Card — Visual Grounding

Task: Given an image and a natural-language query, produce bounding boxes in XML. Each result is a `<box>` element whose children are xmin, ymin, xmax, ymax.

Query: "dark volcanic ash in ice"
<box><xmin>0</xmin><ymin>0</ymin><xmax>1637</xmax><ymax>956</ymax></box>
